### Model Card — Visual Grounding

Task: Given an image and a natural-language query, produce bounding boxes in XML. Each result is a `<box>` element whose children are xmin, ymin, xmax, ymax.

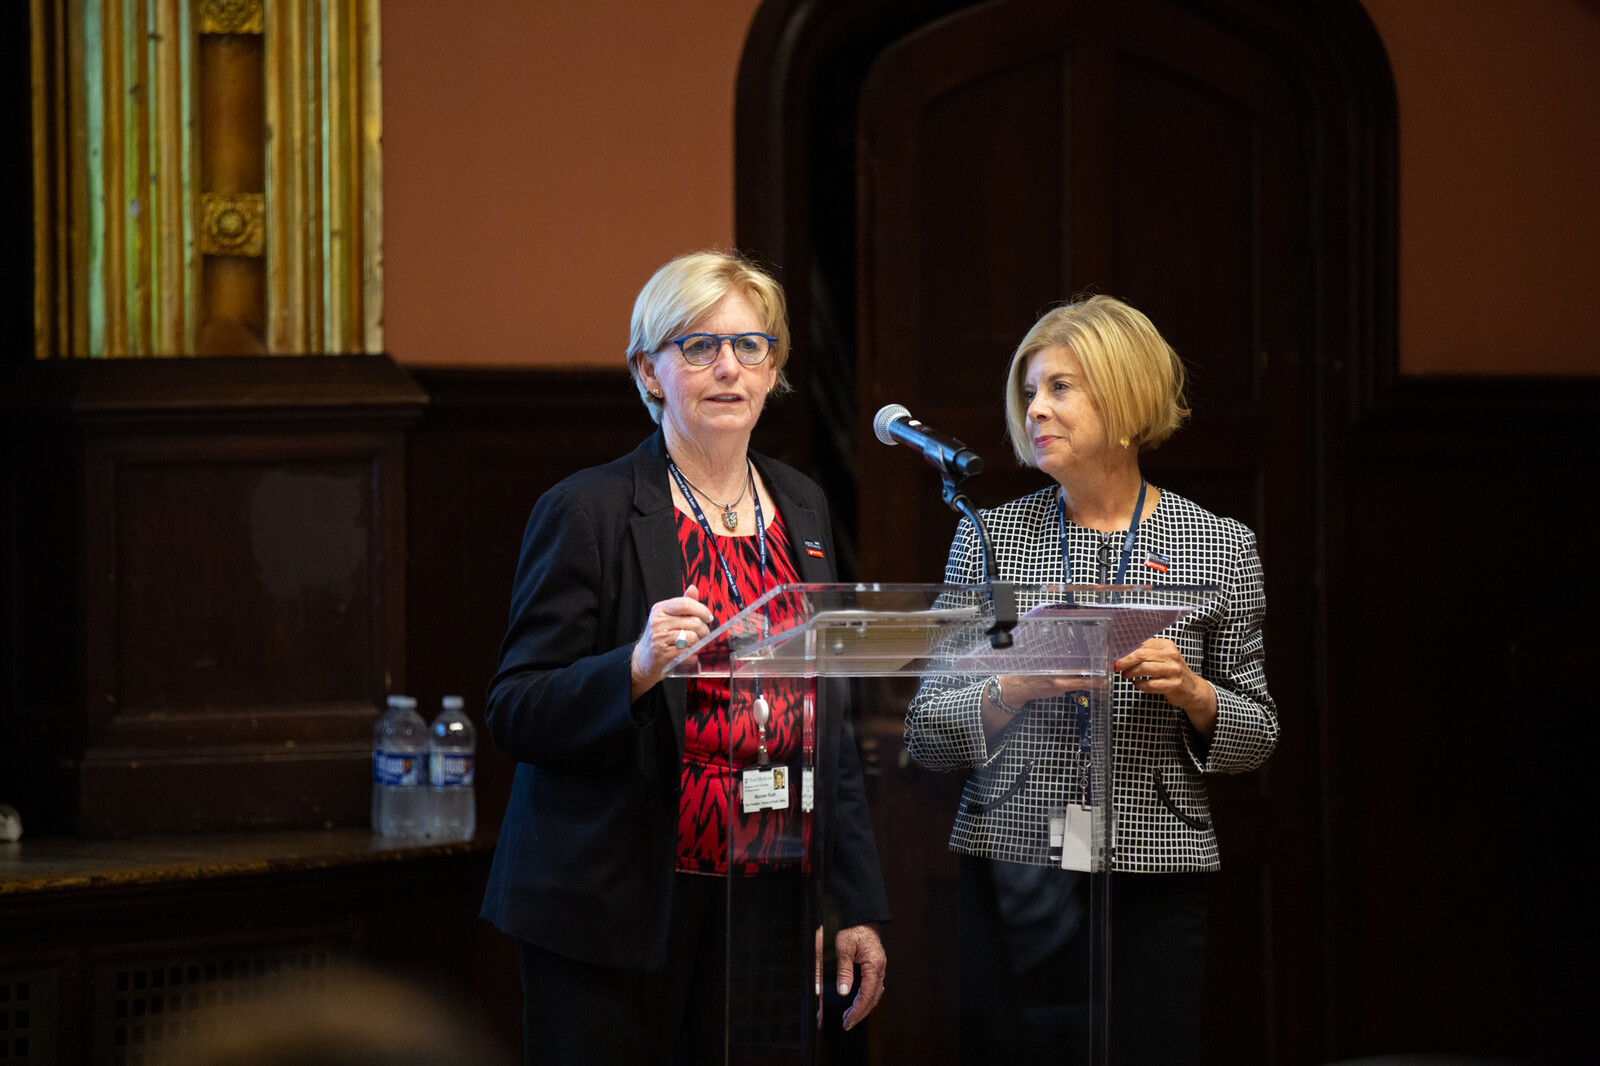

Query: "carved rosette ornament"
<box><xmin>201</xmin><ymin>193</ymin><xmax>266</xmax><ymax>257</ymax></box>
<box><xmin>199</xmin><ymin>0</ymin><xmax>264</xmax><ymax>35</ymax></box>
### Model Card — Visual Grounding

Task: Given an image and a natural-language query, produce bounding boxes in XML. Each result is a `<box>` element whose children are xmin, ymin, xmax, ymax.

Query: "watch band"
<box><xmin>985</xmin><ymin>675</ymin><xmax>1025</xmax><ymax>716</ymax></box>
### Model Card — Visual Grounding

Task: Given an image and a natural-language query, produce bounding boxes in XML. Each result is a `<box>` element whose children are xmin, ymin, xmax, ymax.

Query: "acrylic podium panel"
<box><xmin>668</xmin><ymin>582</ymin><xmax>1216</xmax><ymax>1065</ymax></box>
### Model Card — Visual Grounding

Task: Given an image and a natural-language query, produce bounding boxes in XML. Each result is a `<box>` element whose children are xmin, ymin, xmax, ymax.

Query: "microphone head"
<box><xmin>873</xmin><ymin>403</ymin><xmax>912</xmax><ymax>445</ymax></box>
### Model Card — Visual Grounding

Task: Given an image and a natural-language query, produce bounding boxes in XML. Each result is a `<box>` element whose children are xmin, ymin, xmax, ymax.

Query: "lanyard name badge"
<box><xmin>1049</xmin><ymin>691</ymin><xmax>1095</xmax><ymax>871</ymax></box>
<box><xmin>668</xmin><ymin>460</ymin><xmax>791</xmax><ymax>815</ymax></box>
<box><xmin>1050</xmin><ymin>479</ymin><xmax>1146</xmax><ymax>870</ymax></box>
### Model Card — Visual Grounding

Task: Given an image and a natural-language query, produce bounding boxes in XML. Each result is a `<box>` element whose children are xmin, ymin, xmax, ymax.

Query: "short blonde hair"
<box><xmin>626</xmin><ymin>250</ymin><xmax>793</xmax><ymax>423</ymax></box>
<box><xmin>1004</xmin><ymin>295</ymin><xmax>1191</xmax><ymax>466</ymax></box>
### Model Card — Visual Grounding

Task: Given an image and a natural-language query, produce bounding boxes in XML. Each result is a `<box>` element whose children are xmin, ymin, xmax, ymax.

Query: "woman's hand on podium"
<box><xmin>1114</xmin><ymin>638</ymin><xmax>1218</xmax><ymax>738</ymax></box>
<box><xmin>629</xmin><ymin>584</ymin><xmax>714</xmax><ymax>700</ymax></box>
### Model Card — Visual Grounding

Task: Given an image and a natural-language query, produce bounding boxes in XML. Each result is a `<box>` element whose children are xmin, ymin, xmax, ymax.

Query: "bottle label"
<box><xmin>430</xmin><ymin>752</ymin><xmax>475</xmax><ymax>788</ymax></box>
<box><xmin>373</xmin><ymin>751</ymin><xmax>424</xmax><ymax>787</ymax></box>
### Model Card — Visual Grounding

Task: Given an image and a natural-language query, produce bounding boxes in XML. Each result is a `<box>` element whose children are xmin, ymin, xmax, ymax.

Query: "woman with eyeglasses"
<box><xmin>480</xmin><ymin>250</ymin><xmax>889</xmax><ymax>1064</ymax></box>
<box><xmin>905</xmin><ymin>295</ymin><xmax>1279</xmax><ymax>1065</ymax></box>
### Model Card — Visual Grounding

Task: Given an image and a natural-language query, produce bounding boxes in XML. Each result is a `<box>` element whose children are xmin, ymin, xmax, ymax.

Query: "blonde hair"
<box><xmin>626</xmin><ymin>250</ymin><xmax>793</xmax><ymax>423</ymax></box>
<box><xmin>1004</xmin><ymin>295</ymin><xmax>1191</xmax><ymax>466</ymax></box>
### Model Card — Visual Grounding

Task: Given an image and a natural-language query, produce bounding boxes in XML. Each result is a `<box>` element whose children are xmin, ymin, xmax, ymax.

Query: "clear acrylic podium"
<box><xmin>668</xmin><ymin>581</ymin><xmax>1217</xmax><ymax>1066</ymax></box>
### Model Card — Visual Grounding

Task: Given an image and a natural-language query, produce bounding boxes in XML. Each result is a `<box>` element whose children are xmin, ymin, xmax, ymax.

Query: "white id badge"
<box><xmin>801</xmin><ymin>768</ymin><xmax>814</xmax><ymax>812</ymax></box>
<box><xmin>741</xmin><ymin>766</ymin><xmax>792</xmax><ymax>813</ymax></box>
<box><xmin>1051</xmin><ymin>804</ymin><xmax>1093</xmax><ymax>871</ymax></box>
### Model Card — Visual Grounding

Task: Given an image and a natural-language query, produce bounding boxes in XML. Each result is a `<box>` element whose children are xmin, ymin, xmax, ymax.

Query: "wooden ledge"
<box><xmin>0</xmin><ymin>828</ymin><xmax>495</xmax><ymax>898</ymax></box>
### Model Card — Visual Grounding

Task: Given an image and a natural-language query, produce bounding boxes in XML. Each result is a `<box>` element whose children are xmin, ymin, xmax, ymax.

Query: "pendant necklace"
<box><xmin>673</xmin><ymin>460</ymin><xmax>750</xmax><ymax>531</ymax></box>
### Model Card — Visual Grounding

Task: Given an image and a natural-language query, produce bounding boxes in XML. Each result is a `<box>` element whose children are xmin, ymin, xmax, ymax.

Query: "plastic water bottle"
<box><xmin>372</xmin><ymin>694</ymin><xmax>429</xmax><ymax>837</ymax></box>
<box><xmin>428</xmin><ymin>695</ymin><xmax>477</xmax><ymax>840</ymax></box>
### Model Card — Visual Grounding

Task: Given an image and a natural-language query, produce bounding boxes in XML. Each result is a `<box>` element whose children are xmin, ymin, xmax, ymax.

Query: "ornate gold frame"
<box><xmin>30</xmin><ymin>0</ymin><xmax>383</xmax><ymax>357</ymax></box>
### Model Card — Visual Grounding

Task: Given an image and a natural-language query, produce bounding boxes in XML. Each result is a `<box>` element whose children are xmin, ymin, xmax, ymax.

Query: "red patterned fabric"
<box><xmin>675</xmin><ymin>508</ymin><xmax>811</xmax><ymax>875</ymax></box>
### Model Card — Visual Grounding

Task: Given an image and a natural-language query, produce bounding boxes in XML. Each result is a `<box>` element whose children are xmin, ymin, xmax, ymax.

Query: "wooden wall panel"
<box><xmin>105</xmin><ymin>453</ymin><xmax>376</xmax><ymax>712</ymax></box>
<box><xmin>1</xmin><ymin>355</ymin><xmax>424</xmax><ymax>836</ymax></box>
<box><xmin>1318</xmin><ymin>382</ymin><xmax>1600</xmax><ymax>1064</ymax></box>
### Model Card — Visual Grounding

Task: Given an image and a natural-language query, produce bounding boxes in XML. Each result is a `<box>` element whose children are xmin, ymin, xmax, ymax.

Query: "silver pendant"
<box><xmin>722</xmin><ymin>508</ymin><xmax>739</xmax><ymax>531</ymax></box>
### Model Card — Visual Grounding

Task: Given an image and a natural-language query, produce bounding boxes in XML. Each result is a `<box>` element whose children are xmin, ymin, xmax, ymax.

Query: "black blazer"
<box><xmin>480</xmin><ymin>431</ymin><xmax>890</xmax><ymax>969</ymax></box>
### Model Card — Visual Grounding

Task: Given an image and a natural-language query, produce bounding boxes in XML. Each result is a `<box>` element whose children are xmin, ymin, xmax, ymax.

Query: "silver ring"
<box><xmin>674</xmin><ymin>630</ymin><xmax>688</xmax><ymax>649</ymax></box>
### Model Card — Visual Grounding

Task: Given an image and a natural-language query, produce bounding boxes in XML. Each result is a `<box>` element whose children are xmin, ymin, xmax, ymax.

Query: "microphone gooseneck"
<box><xmin>872</xmin><ymin>402</ymin><xmax>1013</xmax><ymax>648</ymax></box>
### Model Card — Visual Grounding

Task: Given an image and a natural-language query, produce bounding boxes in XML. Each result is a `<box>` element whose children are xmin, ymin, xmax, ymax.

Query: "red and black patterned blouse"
<box><xmin>674</xmin><ymin>507</ymin><xmax>812</xmax><ymax>876</ymax></box>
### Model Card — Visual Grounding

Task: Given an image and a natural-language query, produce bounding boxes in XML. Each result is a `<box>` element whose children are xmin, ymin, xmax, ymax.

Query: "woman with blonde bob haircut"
<box><xmin>483</xmin><ymin>249</ymin><xmax>890</xmax><ymax>1064</ymax></box>
<box><xmin>907</xmin><ymin>293</ymin><xmax>1278</xmax><ymax>1065</ymax></box>
<box><xmin>1003</xmin><ymin>294</ymin><xmax>1190</xmax><ymax>466</ymax></box>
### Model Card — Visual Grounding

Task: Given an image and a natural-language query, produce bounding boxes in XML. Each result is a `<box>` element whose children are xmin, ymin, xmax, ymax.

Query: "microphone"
<box><xmin>873</xmin><ymin>403</ymin><xmax>984</xmax><ymax>478</ymax></box>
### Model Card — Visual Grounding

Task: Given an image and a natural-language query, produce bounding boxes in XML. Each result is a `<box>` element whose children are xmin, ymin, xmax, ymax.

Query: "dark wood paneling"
<box><xmin>1</xmin><ymin>356</ymin><xmax>424</xmax><ymax>836</ymax></box>
<box><xmin>1318</xmin><ymin>381</ymin><xmax>1600</xmax><ymax>1065</ymax></box>
<box><xmin>105</xmin><ymin>452</ymin><xmax>377</xmax><ymax>714</ymax></box>
<box><xmin>916</xmin><ymin>50</ymin><xmax>1068</xmax><ymax>397</ymax></box>
<box><xmin>1110</xmin><ymin>57</ymin><xmax>1260</xmax><ymax>411</ymax></box>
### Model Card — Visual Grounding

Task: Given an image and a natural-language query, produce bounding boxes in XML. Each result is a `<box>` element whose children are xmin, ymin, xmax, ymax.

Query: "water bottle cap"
<box><xmin>386</xmin><ymin>694</ymin><xmax>417</xmax><ymax>709</ymax></box>
<box><xmin>442</xmin><ymin>695</ymin><xmax>465</xmax><ymax>710</ymax></box>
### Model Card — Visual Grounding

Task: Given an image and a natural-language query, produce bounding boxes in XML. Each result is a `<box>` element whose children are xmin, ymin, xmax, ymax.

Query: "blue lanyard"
<box><xmin>1072</xmin><ymin>693</ymin><xmax>1093</xmax><ymax>806</ymax></box>
<box><xmin>1056</xmin><ymin>480</ymin><xmax>1146</xmax><ymax>807</ymax></box>
<box><xmin>667</xmin><ymin>458</ymin><xmax>768</xmax><ymax>610</ymax></box>
<box><xmin>1056</xmin><ymin>476</ymin><xmax>1145</xmax><ymax>800</ymax></box>
<box><xmin>1057</xmin><ymin>478</ymin><xmax>1148</xmax><ymax>586</ymax></box>
<box><xmin>668</xmin><ymin>458</ymin><xmax>771</xmax><ymax>716</ymax></box>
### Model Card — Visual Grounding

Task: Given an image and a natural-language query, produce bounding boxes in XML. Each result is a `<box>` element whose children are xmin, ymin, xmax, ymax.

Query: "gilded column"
<box><xmin>29</xmin><ymin>0</ymin><xmax>383</xmax><ymax>358</ymax></box>
<box><xmin>266</xmin><ymin>0</ymin><xmax>382</xmax><ymax>354</ymax></box>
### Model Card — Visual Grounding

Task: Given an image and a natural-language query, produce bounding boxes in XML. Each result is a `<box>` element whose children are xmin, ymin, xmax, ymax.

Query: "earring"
<box><xmin>1119</xmin><ymin>435</ymin><xmax>1131</xmax><ymax>449</ymax></box>
<box><xmin>652</xmin><ymin>389</ymin><xmax>662</xmax><ymax>398</ymax></box>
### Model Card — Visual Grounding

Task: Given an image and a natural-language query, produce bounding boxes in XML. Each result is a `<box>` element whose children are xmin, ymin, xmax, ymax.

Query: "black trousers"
<box><xmin>516</xmin><ymin>872</ymin><xmax>810</xmax><ymax>1065</ymax></box>
<box><xmin>958</xmin><ymin>855</ymin><xmax>1209</xmax><ymax>1066</ymax></box>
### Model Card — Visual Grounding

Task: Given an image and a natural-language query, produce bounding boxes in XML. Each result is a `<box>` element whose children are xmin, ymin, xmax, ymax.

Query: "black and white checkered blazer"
<box><xmin>905</xmin><ymin>484</ymin><xmax>1279</xmax><ymax>872</ymax></box>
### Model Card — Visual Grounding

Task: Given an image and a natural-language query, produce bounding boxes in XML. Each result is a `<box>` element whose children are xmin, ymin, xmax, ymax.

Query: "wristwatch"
<box><xmin>984</xmin><ymin>675</ymin><xmax>1026</xmax><ymax>716</ymax></box>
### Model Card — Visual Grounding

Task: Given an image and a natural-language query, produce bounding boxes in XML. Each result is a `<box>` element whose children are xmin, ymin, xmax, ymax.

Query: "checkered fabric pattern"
<box><xmin>905</xmin><ymin>485</ymin><xmax>1279</xmax><ymax>871</ymax></box>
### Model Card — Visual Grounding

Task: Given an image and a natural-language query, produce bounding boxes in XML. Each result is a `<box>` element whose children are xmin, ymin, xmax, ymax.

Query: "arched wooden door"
<box><xmin>849</xmin><ymin>2</ymin><xmax>1318</xmax><ymax>1062</ymax></box>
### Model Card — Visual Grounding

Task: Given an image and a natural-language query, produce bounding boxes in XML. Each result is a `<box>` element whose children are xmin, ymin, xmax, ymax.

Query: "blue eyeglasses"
<box><xmin>669</xmin><ymin>332</ymin><xmax>778</xmax><ymax>366</ymax></box>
